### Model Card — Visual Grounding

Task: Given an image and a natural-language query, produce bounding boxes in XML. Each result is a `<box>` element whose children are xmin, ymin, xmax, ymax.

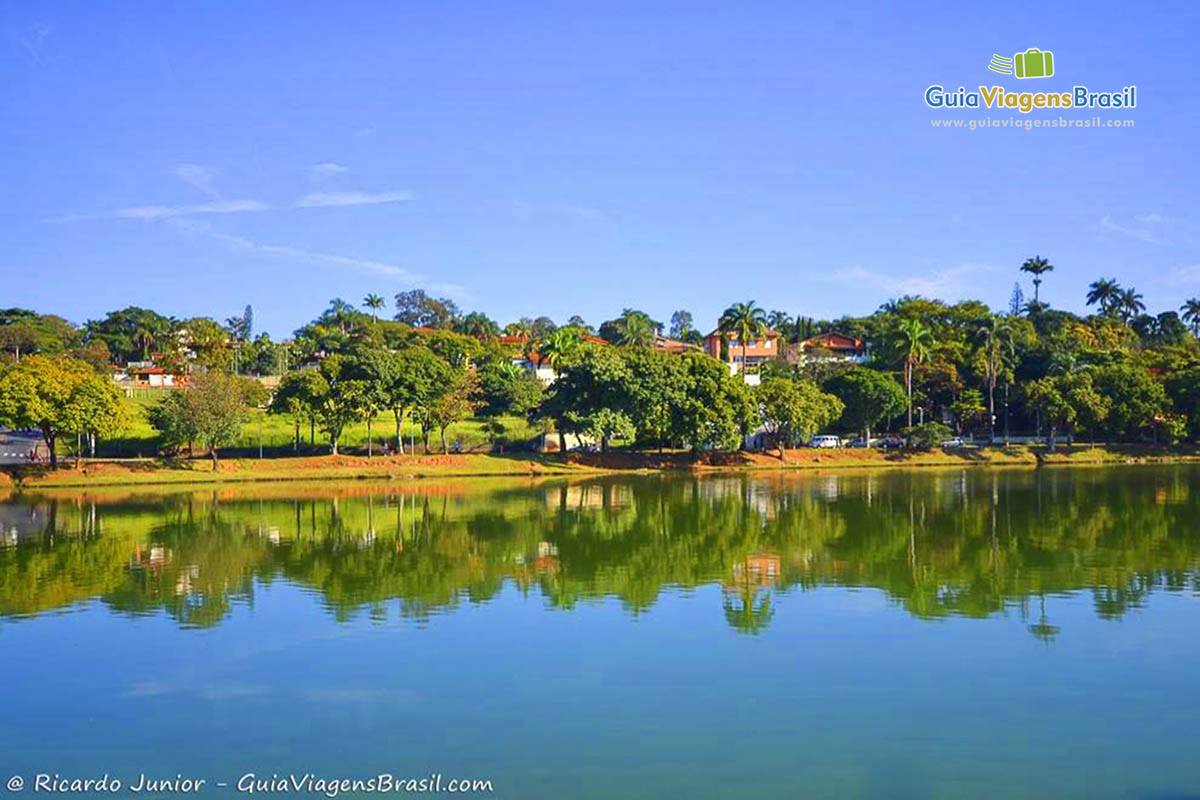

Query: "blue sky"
<box><xmin>3</xmin><ymin>1</ymin><xmax>1199</xmax><ymax>337</ymax></box>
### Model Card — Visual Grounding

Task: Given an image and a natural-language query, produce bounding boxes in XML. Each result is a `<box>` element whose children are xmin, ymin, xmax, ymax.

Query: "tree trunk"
<box><xmin>393</xmin><ymin>408</ymin><xmax>405</xmax><ymax>454</ymax></box>
<box><xmin>367</xmin><ymin>414</ymin><xmax>373</xmax><ymax>457</ymax></box>
<box><xmin>310</xmin><ymin>416</ymin><xmax>315</xmax><ymax>447</ymax></box>
<box><xmin>210</xmin><ymin>446</ymin><xmax>219</xmax><ymax>468</ymax></box>
<box><xmin>905</xmin><ymin>362</ymin><xmax>914</xmax><ymax>427</ymax></box>
<box><xmin>331</xmin><ymin>433</ymin><xmax>339</xmax><ymax>456</ymax></box>
<box><xmin>42</xmin><ymin>427</ymin><xmax>57</xmax><ymax>469</ymax></box>
<box><xmin>440</xmin><ymin>428</ymin><xmax>448</xmax><ymax>455</ymax></box>
<box><xmin>293</xmin><ymin>419</ymin><xmax>299</xmax><ymax>452</ymax></box>
<box><xmin>558</xmin><ymin>429</ymin><xmax>567</xmax><ymax>455</ymax></box>
<box><xmin>987</xmin><ymin>377</ymin><xmax>996</xmax><ymax>443</ymax></box>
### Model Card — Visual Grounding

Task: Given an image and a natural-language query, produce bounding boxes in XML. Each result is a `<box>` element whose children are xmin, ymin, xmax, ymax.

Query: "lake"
<box><xmin>2</xmin><ymin>467</ymin><xmax>1199</xmax><ymax>799</ymax></box>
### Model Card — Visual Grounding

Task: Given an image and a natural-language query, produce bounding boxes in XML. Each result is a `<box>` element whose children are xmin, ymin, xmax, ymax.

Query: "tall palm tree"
<box><xmin>767</xmin><ymin>310</ymin><xmax>793</xmax><ymax>340</ymax></box>
<box><xmin>1020</xmin><ymin>255</ymin><xmax>1054</xmax><ymax>305</ymax></box>
<box><xmin>134</xmin><ymin>327</ymin><xmax>156</xmax><ymax>361</ymax></box>
<box><xmin>614</xmin><ymin>312</ymin><xmax>656</xmax><ymax>348</ymax></box>
<box><xmin>718</xmin><ymin>301</ymin><xmax>768</xmax><ymax>375</ymax></box>
<box><xmin>1085</xmin><ymin>278</ymin><xmax>1122</xmax><ymax>317</ymax></box>
<box><xmin>976</xmin><ymin>316</ymin><xmax>1014</xmax><ymax>442</ymax></box>
<box><xmin>1180</xmin><ymin>298</ymin><xmax>1200</xmax><ymax>336</ymax></box>
<box><xmin>1118</xmin><ymin>287</ymin><xmax>1145</xmax><ymax>323</ymax></box>
<box><xmin>362</xmin><ymin>293</ymin><xmax>385</xmax><ymax>321</ymax></box>
<box><xmin>895</xmin><ymin>318</ymin><xmax>933</xmax><ymax>427</ymax></box>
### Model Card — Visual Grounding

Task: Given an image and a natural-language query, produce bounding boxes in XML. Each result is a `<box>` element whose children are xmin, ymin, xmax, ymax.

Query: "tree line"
<box><xmin>7</xmin><ymin>256</ymin><xmax>1200</xmax><ymax>463</ymax></box>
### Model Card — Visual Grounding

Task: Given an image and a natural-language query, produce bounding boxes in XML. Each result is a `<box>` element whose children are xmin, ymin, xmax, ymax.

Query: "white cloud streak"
<box><xmin>206</xmin><ymin>231</ymin><xmax>419</xmax><ymax>280</ymax></box>
<box><xmin>310</xmin><ymin>162</ymin><xmax>349</xmax><ymax>180</ymax></box>
<box><xmin>174</xmin><ymin>164</ymin><xmax>220</xmax><ymax>197</ymax></box>
<box><xmin>294</xmin><ymin>191</ymin><xmax>413</xmax><ymax>208</ymax></box>
<box><xmin>109</xmin><ymin>199</ymin><xmax>271</xmax><ymax>220</ymax></box>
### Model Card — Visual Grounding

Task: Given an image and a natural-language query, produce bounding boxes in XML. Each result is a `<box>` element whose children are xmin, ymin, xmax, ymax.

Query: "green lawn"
<box><xmin>95</xmin><ymin>392</ymin><xmax>545</xmax><ymax>458</ymax></box>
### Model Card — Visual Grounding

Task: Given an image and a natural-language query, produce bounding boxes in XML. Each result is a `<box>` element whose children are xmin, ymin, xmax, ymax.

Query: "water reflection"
<box><xmin>2</xmin><ymin>468</ymin><xmax>1199</xmax><ymax>634</ymax></box>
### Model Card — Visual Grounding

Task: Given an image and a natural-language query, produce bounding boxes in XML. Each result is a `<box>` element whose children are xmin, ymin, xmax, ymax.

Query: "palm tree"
<box><xmin>718</xmin><ymin>301</ymin><xmax>768</xmax><ymax>375</ymax></box>
<box><xmin>1020</xmin><ymin>255</ymin><xmax>1054</xmax><ymax>305</ymax></box>
<box><xmin>612</xmin><ymin>310</ymin><xmax>657</xmax><ymax>348</ymax></box>
<box><xmin>895</xmin><ymin>318</ymin><xmax>933</xmax><ymax>427</ymax></box>
<box><xmin>767</xmin><ymin>310</ymin><xmax>793</xmax><ymax>340</ymax></box>
<box><xmin>1118</xmin><ymin>287</ymin><xmax>1145</xmax><ymax>323</ymax></box>
<box><xmin>362</xmin><ymin>293</ymin><xmax>385</xmax><ymax>321</ymax></box>
<box><xmin>1085</xmin><ymin>278</ymin><xmax>1122</xmax><ymax>317</ymax></box>
<box><xmin>976</xmin><ymin>316</ymin><xmax>1014</xmax><ymax>443</ymax></box>
<box><xmin>134</xmin><ymin>327</ymin><xmax>156</xmax><ymax>361</ymax></box>
<box><xmin>1180</xmin><ymin>298</ymin><xmax>1200</xmax><ymax>336</ymax></box>
<box><xmin>538</xmin><ymin>328</ymin><xmax>583</xmax><ymax>367</ymax></box>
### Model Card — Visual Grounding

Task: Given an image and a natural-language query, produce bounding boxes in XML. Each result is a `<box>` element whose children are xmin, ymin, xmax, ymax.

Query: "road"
<box><xmin>0</xmin><ymin>430</ymin><xmax>45</xmax><ymax>464</ymax></box>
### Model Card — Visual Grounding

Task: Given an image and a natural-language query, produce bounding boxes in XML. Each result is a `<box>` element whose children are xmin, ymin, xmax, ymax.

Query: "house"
<box><xmin>500</xmin><ymin>333</ymin><xmax>609</xmax><ymax>385</ymax></box>
<box><xmin>653</xmin><ymin>335</ymin><xmax>702</xmax><ymax>355</ymax></box>
<box><xmin>703</xmin><ymin>327</ymin><xmax>782</xmax><ymax>385</ymax></box>
<box><xmin>798</xmin><ymin>332</ymin><xmax>868</xmax><ymax>363</ymax></box>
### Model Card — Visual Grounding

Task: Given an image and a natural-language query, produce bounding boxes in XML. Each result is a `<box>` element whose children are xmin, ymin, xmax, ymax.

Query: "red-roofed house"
<box><xmin>799</xmin><ymin>332</ymin><xmax>868</xmax><ymax>363</ymax></box>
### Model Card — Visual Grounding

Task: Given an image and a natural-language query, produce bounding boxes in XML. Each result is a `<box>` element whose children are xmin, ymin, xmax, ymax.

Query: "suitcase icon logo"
<box><xmin>988</xmin><ymin>48</ymin><xmax>1055</xmax><ymax>79</ymax></box>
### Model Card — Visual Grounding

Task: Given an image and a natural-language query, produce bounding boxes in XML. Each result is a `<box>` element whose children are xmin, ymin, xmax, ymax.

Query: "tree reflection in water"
<box><xmin>3</xmin><ymin>467</ymin><xmax>1199</xmax><ymax>635</ymax></box>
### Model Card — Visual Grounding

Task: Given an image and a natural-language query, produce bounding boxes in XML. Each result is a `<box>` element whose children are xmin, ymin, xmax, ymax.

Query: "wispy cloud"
<box><xmin>825</xmin><ymin>263</ymin><xmax>994</xmax><ymax>299</ymax></box>
<box><xmin>206</xmin><ymin>230</ymin><xmax>419</xmax><ymax>280</ymax></box>
<box><xmin>1100</xmin><ymin>215</ymin><xmax>1161</xmax><ymax>244</ymax></box>
<box><xmin>108</xmin><ymin>199</ymin><xmax>271</xmax><ymax>220</ymax></box>
<box><xmin>294</xmin><ymin>190</ymin><xmax>413</xmax><ymax>208</ymax></box>
<box><xmin>174</xmin><ymin>163</ymin><xmax>220</xmax><ymax>197</ymax></box>
<box><xmin>310</xmin><ymin>162</ymin><xmax>349</xmax><ymax>180</ymax></box>
<box><xmin>18</xmin><ymin>23</ymin><xmax>52</xmax><ymax>64</ymax></box>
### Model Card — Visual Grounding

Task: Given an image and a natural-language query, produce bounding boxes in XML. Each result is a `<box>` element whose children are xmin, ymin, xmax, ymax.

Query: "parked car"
<box><xmin>847</xmin><ymin>438</ymin><xmax>871</xmax><ymax>448</ymax></box>
<box><xmin>877</xmin><ymin>435</ymin><xmax>905</xmax><ymax>449</ymax></box>
<box><xmin>809</xmin><ymin>435</ymin><xmax>841</xmax><ymax>449</ymax></box>
<box><xmin>940</xmin><ymin>437</ymin><xmax>966</xmax><ymax>448</ymax></box>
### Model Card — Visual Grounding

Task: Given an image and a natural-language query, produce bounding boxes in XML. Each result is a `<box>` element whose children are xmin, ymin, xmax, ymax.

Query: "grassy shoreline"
<box><xmin>5</xmin><ymin>443</ymin><xmax>1200</xmax><ymax>490</ymax></box>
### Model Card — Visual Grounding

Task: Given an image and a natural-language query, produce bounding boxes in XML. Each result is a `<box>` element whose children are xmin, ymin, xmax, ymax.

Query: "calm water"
<box><xmin>2</xmin><ymin>468</ymin><xmax>1199</xmax><ymax>799</ymax></box>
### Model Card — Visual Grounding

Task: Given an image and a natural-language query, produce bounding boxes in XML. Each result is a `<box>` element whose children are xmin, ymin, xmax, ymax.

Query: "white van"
<box><xmin>808</xmin><ymin>435</ymin><xmax>841</xmax><ymax>449</ymax></box>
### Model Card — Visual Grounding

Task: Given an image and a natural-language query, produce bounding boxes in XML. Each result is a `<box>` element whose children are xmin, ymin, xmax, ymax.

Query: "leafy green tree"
<box><xmin>668</xmin><ymin>310</ymin><xmax>695</xmax><ymax>340</ymax></box>
<box><xmin>0</xmin><ymin>310</ymin><xmax>79</xmax><ymax>359</ymax></box>
<box><xmin>422</xmin><ymin>368</ymin><xmax>481</xmax><ymax>454</ymax></box>
<box><xmin>1026</xmin><ymin>376</ymin><xmax>1075</xmax><ymax>450</ymax></box>
<box><xmin>270</xmin><ymin>356</ymin><xmax>369</xmax><ymax>455</ymax></box>
<box><xmin>949</xmin><ymin>389</ymin><xmax>986</xmax><ymax>434</ymax></box>
<box><xmin>582</xmin><ymin>408</ymin><xmax>636</xmax><ymax>453</ymax></box>
<box><xmin>455</xmin><ymin>311</ymin><xmax>501</xmax><ymax>339</ymax></box>
<box><xmin>84</xmin><ymin>306</ymin><xmax>173</xmax><ymax>363</ymax></box>
<box><xmin>672</xmin><ymin>353</ymin><xmax>757</xmax><ymax>452</ymax></box>
<box><xmin>539</xmin><ymin>345</ymin><xmax>632</xmax><ymax>453</ymax></box>
<box><xmin>1020</xmin><ymin>255</ymin><xmax>1054</xmax><ymax>305</ymax></box>
<box><xmin>394</xmin><ymin>290</ymin><xmax>460</xmax><ymax>329</ymax></box>
<box><xmin>148</xmin><ymin>372</ymin><xmax>252</xmax><ymax>466</ymax></box>
<box><xmin>1061</xmin><ymin>372</ymin><xmax>1110</xmax><ymax>446</ymax></box>
<box><xmin>1093</xmin><ymin>364</ymin><xmax>1168</xmax><ymax>440</ymax></box>
<box><xmin>718</xmin><ymin>301</ymin><xmax>768</xmax><ymax>374</ymax></box>
<box><xmin>902</xmin><ymin>421</ymin><xmax>954</xmax><ymax>450</ymax></box>
<box><xmin>755</xmin><ymin>376</ymin><xmax>844</xmax><ymax>459</ymax></box>
<box><xmin>826</xmin><ymin>367</ymin><xmax>907</xmax><ymax>442</ymax></box>
<box><xmin>624</xmin><ymin>349</ymin><xmax>687</xmax><ymax>451</ymax></box>
<box><xmin>0</xmin><ymin>355</ymin><xmax>125</xmax><ymax>468</ymax></box>
<box><xmin>478</xmin><ymin>360</ymin><xmax>543</xmax><ymax>417</ymax></box>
